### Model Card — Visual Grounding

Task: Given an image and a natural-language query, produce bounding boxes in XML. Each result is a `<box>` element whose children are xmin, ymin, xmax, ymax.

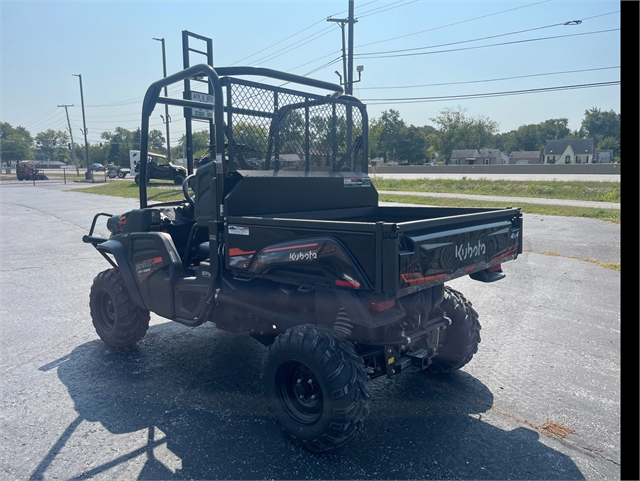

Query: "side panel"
<box><xmin>128</xmin><ymin>232</ymin><xmax>184</xmax><ymax>319</ymax></box>
<box><xmin>225</xmin><ymin>223</ymin><xmax>375</xmax><ymax>290</ymax></box>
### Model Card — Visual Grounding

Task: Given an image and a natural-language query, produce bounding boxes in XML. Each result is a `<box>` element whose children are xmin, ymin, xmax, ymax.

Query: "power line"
<box><xmin>362</xmin><ymin>80</ymin><xmax>620</xmax><ymax>104</ymax></box>
<box><xmin>251</xmin><ymin>24</ymin><xmax>340</xmax><ymax>66</ymax></box>
<box><xmin>358</xmin><ymin>0</ymin><xmax>418</xmax><ymax>19</ymax></box>
<box><xmin>19</xmin><ymin>107</ymin><xmax>59</xmax><ymax>129</ymax></box>
<box><xmin>355</xmin><ymin>29</ymin><xmax>620</xmax><ymax>59</ymax></box>
<box><xmin>357</xmin><ymin>0</ymin><xmax>554</xmax><ymax>48</ymax></box>
<box><xmin>230</xmin><ymin>0</ymin><xmax>381</xmax><ymax>66</ymax></box>
<box><xmin>23</xmin><ymin>109</ymin><xmax>67</xmax><ymax>131</ymax></box>
<box><xmin>358</xmin><ymin>20</ymin><xmax>578</xmax><ymax>56</ymax></box>
<box><xmin>359</xmin><ymin>66</ymin><xmax>620</xmax><ymax>90</ymax></box>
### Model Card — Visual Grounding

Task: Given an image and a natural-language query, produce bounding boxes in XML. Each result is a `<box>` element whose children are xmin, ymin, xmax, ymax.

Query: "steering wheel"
<box><xmin>182</xmin><ymin>174</ymin><xmax>196</xmax><ymax>206</ymax></box>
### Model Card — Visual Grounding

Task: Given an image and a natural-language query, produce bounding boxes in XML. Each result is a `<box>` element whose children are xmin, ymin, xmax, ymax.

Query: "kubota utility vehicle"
<box><xmin>83</xmin><ymin>64</ymin><xmax>522</xmax><ymax>452</ymax></box>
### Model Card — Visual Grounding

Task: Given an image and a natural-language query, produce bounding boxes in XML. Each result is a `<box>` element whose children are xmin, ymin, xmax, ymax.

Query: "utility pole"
<box><xmin>58</xmin><ymin>104</ymin><xmax>79</xmax><ymax>175</ymax></box>
<box><xmin>327</xmin><ymin>0</ymin><xmax>357</xmax><ymax>94</ymax></box>
<box><xmin>153</xmin><ymin>37</ymin><xmax>172</xmax><ymax>162</ymax></box>
<box><xmin>72</xmin><ymin>74</ymin><xmax>89</xmax><ymax>168</ymax></box>
<box><xmin>347</xmin><ymin>0</ymin><xmax>355</xmax><ymax>95</ymax></box>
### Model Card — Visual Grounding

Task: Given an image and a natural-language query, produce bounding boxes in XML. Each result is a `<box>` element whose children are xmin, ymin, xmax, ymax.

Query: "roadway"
<box><xmin>369</xmin><ymin>172</ymin><xmax>620</xmax><ymax>182</ymax></box>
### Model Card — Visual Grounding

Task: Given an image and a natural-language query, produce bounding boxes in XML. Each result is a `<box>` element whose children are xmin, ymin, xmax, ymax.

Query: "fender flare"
<box><xmin>96</xmin><ymin>239</ymin><xmax>147</xmax><ymax>309</ymax></box>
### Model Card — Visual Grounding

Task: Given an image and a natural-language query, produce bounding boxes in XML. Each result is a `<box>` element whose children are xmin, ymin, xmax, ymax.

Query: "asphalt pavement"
<box><xmin>0</xmin><ymin>182</ymin><xmax>621</xmax><ymax>480</ymax></box>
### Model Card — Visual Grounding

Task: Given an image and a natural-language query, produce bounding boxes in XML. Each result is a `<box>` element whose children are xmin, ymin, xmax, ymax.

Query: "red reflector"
<box><xmin>488</xmin><ymin>264</ymin><xmax>502</xmax><ymax>272</ymax></box>
<box><xmin>370</xmin><ymin>299</ymin><xmax>396</xmax><ymax>312</ymax></box>
<box><xmin>335</xmin><ymin>279</ymin><xmax>361</xmax><ymax>289</ymax></box>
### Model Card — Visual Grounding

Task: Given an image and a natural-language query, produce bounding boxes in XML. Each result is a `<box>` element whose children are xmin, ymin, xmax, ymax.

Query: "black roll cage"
<box><xmin>138</xmin><ymin>64</ymin><xmax>369</xmax><ymax>209</ymax></box>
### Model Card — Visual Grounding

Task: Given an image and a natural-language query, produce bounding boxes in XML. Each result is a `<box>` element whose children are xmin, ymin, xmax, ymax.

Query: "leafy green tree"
<box><xmin>539</xmin><ymin>118</ymin><xmax>571</xmax><ymax>142</ymax></box>
<box><xmin>512</xmin><ymin>124</ymin><xmax>542</xmax><ymax>151</ymax></box>
<box><xmin>377</xmin><ymin>109</ymin><xmax>406</xmax><ymax>163</ymax></box>
<box><xmin>88</xmin><ymin>144</ymin><xmax>109</xmax><ymax>165</ymax></box>
<box><xmin>34</xmin><ymin>129</ymin><xmax>69</xmax><ymax>162</ymax></box>
<box><xmin>597</xmin><ymin>136</ymin><xmax>620</xmax><ymax>161</ymax></box>
<box><xmin>429</xmin><ymin>107</ymin><xmax>470</xmax><ymax>163</ymax></box>
<box><xmin>101</xmin><ymin>127</ymin><xmax>133</xmax><ymax>167</ymax></box>
<box><xmin>466</xmin><ymin>115</ymin><xmax>499</xmax><ymax>151</ymax></box>
<box><xmin>396</xmin><ymin>125</ymin><xmax>431</xmax><ymax>164</ymax></box>
<box><xmin>580</xmin><ymin>107</ymin><xmax>620</xmax><ymax>143</ymax></box>
<box><xmin>0</xmin><ymin>122</ymin><xmax>33</xmax><ymax>163</ymax></box>
<box><xmin>176</xmin><ymin>130</ymin><xmax>212</xmax><ymax>161</ymax></box>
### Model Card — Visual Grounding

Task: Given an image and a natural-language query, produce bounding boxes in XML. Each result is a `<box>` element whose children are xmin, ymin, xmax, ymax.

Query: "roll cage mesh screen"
<box><xmin>221</xmin><ymin>78</ymin><xmax>367</xmax><ymax>173</ymax></box>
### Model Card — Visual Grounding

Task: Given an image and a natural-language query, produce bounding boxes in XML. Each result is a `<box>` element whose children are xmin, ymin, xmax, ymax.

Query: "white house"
<box><xmin>544</xmin><ymin>139</ymin><xmax>596</xmax><ymax>164</ymax></box>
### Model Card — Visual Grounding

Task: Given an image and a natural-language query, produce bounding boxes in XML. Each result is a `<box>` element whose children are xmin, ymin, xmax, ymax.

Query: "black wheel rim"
<box><xmin>95</xmin><ymin>290</ymin><xmax>116</xmax><ymax>331</ymax></box>
<box><xmin>275</xmin><ymin>361</ymin><xmax>323</xmax><ymax>426</ymax></box>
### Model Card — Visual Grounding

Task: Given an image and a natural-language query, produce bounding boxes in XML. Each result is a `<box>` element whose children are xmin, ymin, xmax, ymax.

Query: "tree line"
<box><xmin>369</xmin><ymin>106</ymin><xmax>620</xmax><ymax>164</ymax></box>
<box><xmin>0</xmin><ymin>106</ymin><xmax>620</xmax><ymax>167</ymax></box>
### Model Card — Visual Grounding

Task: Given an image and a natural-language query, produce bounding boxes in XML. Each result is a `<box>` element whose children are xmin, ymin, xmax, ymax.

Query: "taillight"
<box><xmin>369</xmin><ymin>299</ymin><xmax>396</xmax><ymax>312</ymax></box>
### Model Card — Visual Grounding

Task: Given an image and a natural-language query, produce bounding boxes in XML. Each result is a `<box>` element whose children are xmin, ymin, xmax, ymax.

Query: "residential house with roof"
<box><xmin>508</xmin><ymin>151</ymin><xmax>542</xmax><ymax>164</ymax></box>
<box><xmin>544</xmin><ymin>138</ymin><xmax>596</xmax><ymax>164</ymax></box>
<box><xmin>448</xmin><ymin>148</ymin><xmax>505</xmax><ymax>165</ymax></box>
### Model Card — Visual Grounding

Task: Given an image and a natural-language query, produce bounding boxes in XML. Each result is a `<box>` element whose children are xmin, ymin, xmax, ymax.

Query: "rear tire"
<box><xmin>264</xmin><ymin>325</ymin><xmax>369</xmax><ymax>452</ymax></box>
<box><xmin>134</xmin><ymin>174</ymin><xmax>140</xmax><ymax>185</ymax></box>
<box><xmin>89</xmin><ymin>268</ymin><xmax>150</xmax><ymax>348</ymax></box>
<box><xmin>117</xmin><ymin>171</ymin><xmax>125</xmax><ymax>178</ymax></box>
<box><xmin>173</xmin><ymin>174</ymin><xmax>185</xmax><ymax>186</ymax></box>
<box><xmin>427</xmin><ymin>287</ymin><xmax>481</xmax><ymax>373</ymax></box>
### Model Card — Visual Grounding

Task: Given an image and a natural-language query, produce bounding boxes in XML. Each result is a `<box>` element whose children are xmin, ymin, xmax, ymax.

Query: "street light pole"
<box><xmin>72</xmin><ymin>74</ymin><xmax>89</xmax><ymax>168</ymax></box>
<box><xmin>153</xmin><ymin>37</ymin><xmax>172</xmax><ymax>162</ymax></box>
<box><xmin>58</xmin><ymin>104</ymin><xmax>79</xmax><ymax>175</ymax></box>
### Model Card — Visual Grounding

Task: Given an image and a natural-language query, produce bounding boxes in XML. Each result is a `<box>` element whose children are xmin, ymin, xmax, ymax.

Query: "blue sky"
<box><xmin>1</xmin><ymin>0</ymin><xmax>620</xmax><ymax>149</ymax></box>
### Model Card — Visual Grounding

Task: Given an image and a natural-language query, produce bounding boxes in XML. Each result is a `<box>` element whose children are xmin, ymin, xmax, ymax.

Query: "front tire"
<box><xmin>427</xmin><ymin>287</ymin><xmax>481</xmax><ymax>373</ymax></box>
<box><xmin>264</xmin><ymin>325</ymin><xmax>369</xmax><ymax>452</ymax></box>
<box><xmin>173</xmin><ymin>174</ymin><xmax>185</xmax><ymax>186</ymax></box>
<box><xmin>89</xmin><ymin>268</ymin><xmax>150</xmax><ymax>348</ymax></box>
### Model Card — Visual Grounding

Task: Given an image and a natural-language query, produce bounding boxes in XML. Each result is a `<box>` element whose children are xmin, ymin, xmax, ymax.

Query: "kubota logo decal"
<box><xmin>455</xmin><ymin>241</ymin><xmax>486</xmax><ymax>261</ymax></box>
<box><xmin>289</xmin><ymin>251</ymin><xmax>317</xmax><ymax>261</ymax></box>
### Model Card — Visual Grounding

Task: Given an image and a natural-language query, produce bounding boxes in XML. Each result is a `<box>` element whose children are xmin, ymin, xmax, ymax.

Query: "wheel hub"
<box><xmin>275</xmin><ymin>361</ymin><xmax>323</xmax><ymax>426</ymax></box>
<box><xmin>293</xmin><ymin>373</ymin><xmax>320</xmax><ymax>407</ymax></box>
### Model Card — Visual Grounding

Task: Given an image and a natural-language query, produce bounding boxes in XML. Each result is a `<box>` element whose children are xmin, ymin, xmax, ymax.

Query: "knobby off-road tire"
<box><xmin>427</xmin><ymin>286</ymin><xmax>481</xmax><ymax>374</ymax></box>
<box><xmin>264</xmin><ymin>325</ymin><xmax>370</xmax><ymax>452</ymax></box>
<box><xmin>89</xmin><ymin>268</ymin><xmax>150</xmax><ymax>349</ymax></box>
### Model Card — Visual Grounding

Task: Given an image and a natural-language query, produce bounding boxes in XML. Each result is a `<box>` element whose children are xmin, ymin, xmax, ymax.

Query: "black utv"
<box><xmin>134</xmin><ymin>152</ymin><xmax>186</xmax><ymax>186</ymax></box>
<box><xmin>83</xmin><ymin>64</ymin><xmax>522</xmax><ymax>452</ymax></box>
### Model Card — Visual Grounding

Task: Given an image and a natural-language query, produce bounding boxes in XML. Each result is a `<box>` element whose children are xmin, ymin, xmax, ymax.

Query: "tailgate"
<box><xmin>396</xmin><ymin>210</ymin><xmax>522</xmax><ymax>293</ymax></box>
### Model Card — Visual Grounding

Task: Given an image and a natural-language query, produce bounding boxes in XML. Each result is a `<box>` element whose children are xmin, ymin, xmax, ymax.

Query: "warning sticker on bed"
<box><xmin>135</xmin><ymin>256</ymin><xmax>164</xmax><ymax>282</ymax></box>
<box><xmin>344</xmin><ymin>177</ymin><xmax>371</xmax><ymax>187</ymax></box>
<box><xmin>228</xmin><ymin>225</ymin><xmax>250</xmax><ymax>236</ymax></box>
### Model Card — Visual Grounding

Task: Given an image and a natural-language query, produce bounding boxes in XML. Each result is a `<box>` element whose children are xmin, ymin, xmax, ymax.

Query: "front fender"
<box><xmin>96</xmin><ymin>239</ymin><xmax>147</xmax><ymax>309</ymax></box>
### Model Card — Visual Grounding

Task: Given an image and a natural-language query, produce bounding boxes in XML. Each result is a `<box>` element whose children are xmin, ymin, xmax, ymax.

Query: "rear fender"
<box><xmin>96</xmin><ymin>239</ymin><xmax>147</xmax><ymax>309</ymax></box>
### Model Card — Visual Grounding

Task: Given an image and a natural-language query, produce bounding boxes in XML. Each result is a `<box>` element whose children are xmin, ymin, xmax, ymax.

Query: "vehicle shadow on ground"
<box><xmin>33</xmin><ymin>322</ymin><xmax>584</xmax><ymax>480</ymax></box>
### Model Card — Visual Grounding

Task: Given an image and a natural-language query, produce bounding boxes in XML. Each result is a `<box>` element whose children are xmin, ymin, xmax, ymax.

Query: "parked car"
<box><xmin>89</xmin><ymin>163</ymin><xmax>105</xmax><ymax>172</ymax></box>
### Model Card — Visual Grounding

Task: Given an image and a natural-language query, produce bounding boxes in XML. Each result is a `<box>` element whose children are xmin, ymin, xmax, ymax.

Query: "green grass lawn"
<box><xmin>378</xmin><ymin>194</ymin><xmax>620</xmax><ymax>224</ymax></box>
<box><xmin>371</xmin><ymin>178</ymin><xmax>620</xmax><ymax>203</ymax></box>
<box><xmin>75</xmin><ymin>178</ymin><xmax>620</xmax><ymax>224</ymax></box>
<box><xmin>77</xmin><ymin>179</ymin><xmax>183</xmax><ymax>202</ymax></box>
